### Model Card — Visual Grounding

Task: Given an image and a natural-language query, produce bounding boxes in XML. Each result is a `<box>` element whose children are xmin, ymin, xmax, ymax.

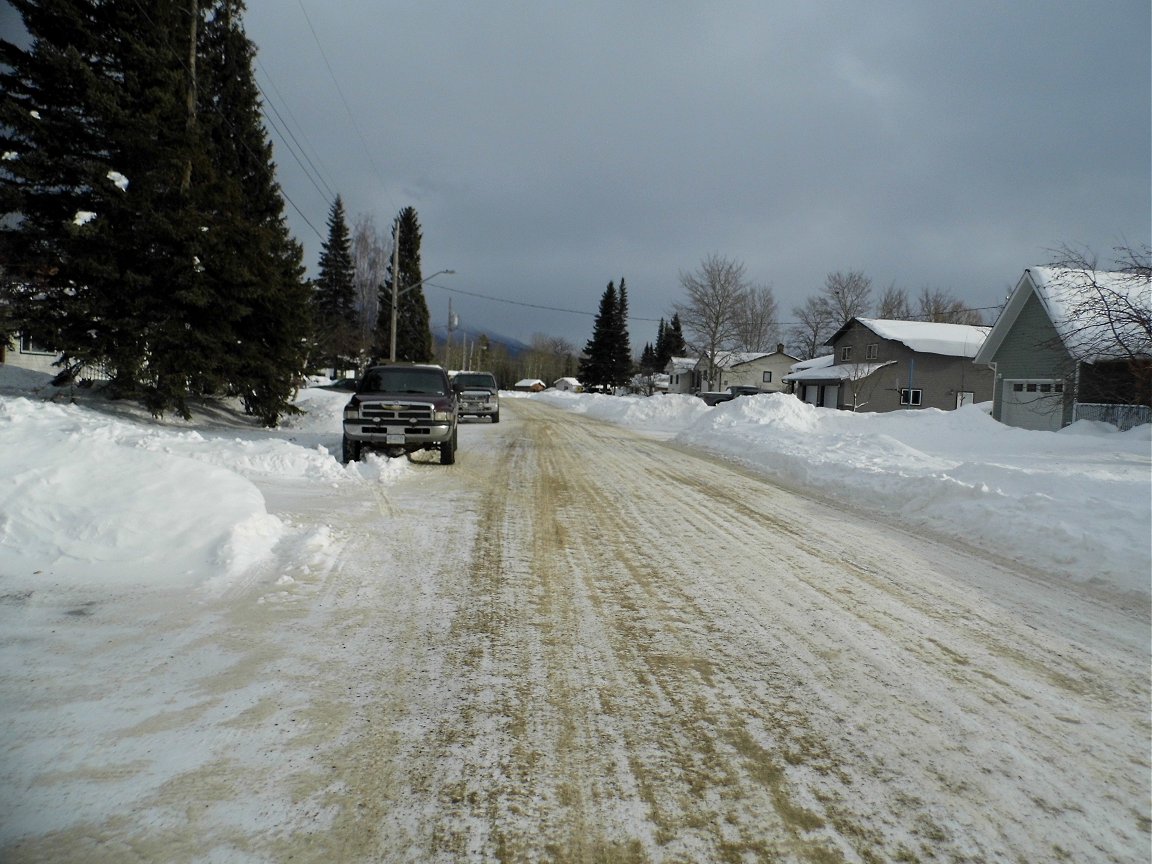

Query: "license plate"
<box><xmin>386</xmin><ymin>434</ymin><xmax>405</xmax><ymax>444</ymax></box>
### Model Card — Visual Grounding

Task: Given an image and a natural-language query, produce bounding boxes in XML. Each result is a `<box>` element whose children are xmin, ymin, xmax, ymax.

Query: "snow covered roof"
<box><xmin>667</xmin><ymin>356</ymin><xmax>698</xmax><ymax>372</ymax></box>
<box><xmin>553</xmin><ymin>377</ymin><xmax>581</xmax><ymax>387</ymax></box>
<box><xmin>783</xmin><ymin>360</ymin><xmax>895</xmax><ymax>383</ymax></box>
<box><xmin>1010</xmin><ymin>268</ymin><xmax>1151</xmax><ymax>363</ymax></box>
<box><xmin>848</xmin><ymin>319</ymin><xmax>991</xmax><ymax>358</ymax></box>
<box><xmin>702</xmin><ymin>351</ymin><xmax>770</xmax><ymax>370</ymax></box>
<box><xmin>789</xmin><ymin>354</ymin><xmax>834</xmax><ymax>373</ymax></box>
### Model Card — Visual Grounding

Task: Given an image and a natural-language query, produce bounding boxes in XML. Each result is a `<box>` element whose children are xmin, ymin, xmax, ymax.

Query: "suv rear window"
<box><xmin>359</xmin><ymin>368</ymin><xmax>447</xmax><ymax>395</ymax></box>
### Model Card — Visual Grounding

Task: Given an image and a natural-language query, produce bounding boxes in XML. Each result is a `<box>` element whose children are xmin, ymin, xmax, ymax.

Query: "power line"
<box><xmin>424</xmin><ymin>281</ymin><xmax>661</xmax><ymax>323</ymax></box>
<box><xmin>254</xmin><ymin>68</ymin><xmax>336</xmax><ymax>202</ymax></box>
<box><xmin>293</xmin><ymin>0</ymin><xmax>390</xmax><ymax>196</ymax></box>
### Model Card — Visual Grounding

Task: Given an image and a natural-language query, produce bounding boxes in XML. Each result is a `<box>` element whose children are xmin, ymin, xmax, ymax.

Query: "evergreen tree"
<box><xmin>1</xmin><ymin>0</ymin><xmax>203</xmax><ymax>407</ymax></box>
<box><xmin>639</xmin><ymin>342</ymin><xmax>658</xmax><ymax>374</ymax></box>
<box><xmin>611</xmin><ymin>277</ymin><xmax>633</xmax><ymax>386</ymax></box>
<box><xmin>197</xmin><ymin>0</ymin><xmax>311</xmax><ymax>423</ymax></box>
<box><xmin>377</xmin><ymin>206</ymin><xmax>432</xmax><ymax>362</ymax></box>
<box><xmin>652</xmin><ymin>318</ymin><xmax>668</xmax><ymax>369</ymax></box>
<box><xmin>1</xmin><ymin>0</ymin><xmax>311</xmax><ymax>423</ymax></box>
<box><xmin>578</xmin><ymin>280</ymin><xmax>619</xmax><ymax>391</ymax></box>
<box><xmin>663</xmin><ymin>313</ymin><xmax>688</xmax><ymax>363</ymax></box>
<box><xmin>312</xmin><ymin>195</ymin><xmax>357</xmax><ymax>371</ymax></box>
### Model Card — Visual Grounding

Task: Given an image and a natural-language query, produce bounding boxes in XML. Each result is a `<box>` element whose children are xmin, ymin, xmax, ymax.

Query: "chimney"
<box><xmin>776</xmin><ymin>342</ymin><xmax>785</xmax><ymax>354</ymax></box>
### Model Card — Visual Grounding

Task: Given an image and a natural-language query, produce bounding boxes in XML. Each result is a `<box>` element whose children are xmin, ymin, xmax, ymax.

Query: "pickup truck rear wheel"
<box><xmin>341</xmin><ymin>435</ymin><xmax>361</xmax><ymax>463</ymax></box>
<box><xmin>440</xmin><ymin>428</ymin><xmax>457</xmax><ymax>465</ymax></box>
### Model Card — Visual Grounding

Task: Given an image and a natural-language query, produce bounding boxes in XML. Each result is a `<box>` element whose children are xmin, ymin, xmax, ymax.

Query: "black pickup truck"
<box><xmin>341</xmin><ymin>364</ymin><xmax>458</xmax><ymax>464</ymax></box>
<box><xmin>696</xmin><ymin>385</ymin><xmax>763</xmax><ymax>406</ymax></box>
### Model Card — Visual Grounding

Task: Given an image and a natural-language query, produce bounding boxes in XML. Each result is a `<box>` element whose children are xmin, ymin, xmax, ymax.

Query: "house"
<box><xmin>748</xmin><ymin>343</ymin><xmax>801</xmax><ymax>393</ymax></box>
<box><xmin>695</xmin><ymin>347</ymin><xmax>800</xmax><ymax>393</ymax></box>
<box><xmin>513</xmin><ymin>379</ymin><xmax>546</xmax><ymax>392</ymax></box>
<box><xmin>552</xmin><ymin>377</ymin><xmax>582</xmax><ymax>392</ymax></box>
<box><xmin>663</xmin><ymin>356</ymin><xmax>699</xmax><ymax>394</ymax></box>
<box><xmin>974</xmin><ymin>267</ymin><xmax>1152</xmax><ymax>431</ymax></box>
<box><xmin>784</xmin><ymin>318</ymin><xmax>993</xmax><ymax>411</ymax></box>
<box><xmin>1</xmin><ymin>333</ymin><xmax>59</xmax><ymax>375</ymax></box>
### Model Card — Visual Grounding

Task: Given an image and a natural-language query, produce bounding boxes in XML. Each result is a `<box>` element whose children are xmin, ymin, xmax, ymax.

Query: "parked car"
<box><xmin>451</xmin><ymin>371</ymin><xmax>500</xmax><ymax>422</ymax></box>
<box><xmin>696</xmin><ymin>385</ymin><xmax>763</xmax><ymax>406</ymax></box>
<box><xmin>341</xmin><ymin>364</ymin><xmax>458</xmax><ymax>464</ymax></box>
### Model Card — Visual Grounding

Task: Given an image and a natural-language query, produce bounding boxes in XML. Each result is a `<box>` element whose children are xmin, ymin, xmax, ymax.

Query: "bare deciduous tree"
<box><xmin>823</xmin><ymin>270</ymin><xmax>873</xmax><ymax>328</ymax></box>
<box><xmin>788</xmin><ymin>295</ymin><xmax>836</xmax><ymax>360</ymax></box>
<box><xmin>351</xmin><ymin>213</ymin><xmax>389</xmax><ymax>358</ymax></box>
<box><xmin>524</xmin><ymin>333</ymin><xmax>577</xmax><ymax>384</ymax></box>
<box><xmin>675</xmin><ymin>254</ymin><xmax>750</xmax><ymax>389</ymax></box>
<box><xmin>877</xmin><ymin>284</ymin><xmax>912</xmax><ymax>319</ymax></box>
<box><xmin>917</xmin><ymin>287</ymin><xmax>985</xmax><ymax>324</ymax></box>
<box><xmin>734</xmin><ymin>284</ymin><xmax>779</xmax><ymax>352</ymax></box>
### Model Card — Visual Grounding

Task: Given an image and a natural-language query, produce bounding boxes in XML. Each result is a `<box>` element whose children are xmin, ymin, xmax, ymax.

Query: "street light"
<box><xmin>389</xmin><ymin>268</ymin><xmax>455</xmax><ymax>362</ymax></box>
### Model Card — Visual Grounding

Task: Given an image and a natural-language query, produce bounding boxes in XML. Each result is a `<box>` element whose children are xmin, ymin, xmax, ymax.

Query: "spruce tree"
<box><xmin>653</xmin><ymin>318</ymin><xmax>668</xmax><ymax>370</ymax></box>
<box><xmin>664</xmin><ymin>313</ymin><xmax>688</xmax><ymax>362</ymax></box>
<box><xmin>1</xmin><ymin>0</ymin><xmax>311</xmax><ymax>423</ymax></box>
<box><xmin>197</xmin><ymin>0</ymin><xmax>311</xmax><ymax>423</ymax></box>
<box><xmin>578</xmin><ymin>280</ymin><xmax>618</xmax><ymax>391</ymax></box>
<box><xmin>611</xmin><ymin>276</ymin><xmax>632</xmax><ymax>386</ymax></box>
<box><xmin>1</xmin><ymin>0</ymin><xmax>200</xmax><ymax>404</ymax></box>
<box><xmin>639</xmin><ymin>342</ymin><xmax>657</xmax><ymax>374</ymax></box>
<box><xmin>313</xmin><ymin>195</ymin><xmax>357</xmax><ymax>371</ymax></box>
<box><xmin>377</xmin><ymin>206</ymin><xmax>432</xmax><ymax>363</ymax></box>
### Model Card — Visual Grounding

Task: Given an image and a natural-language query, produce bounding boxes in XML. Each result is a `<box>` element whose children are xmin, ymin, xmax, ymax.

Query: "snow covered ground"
<box><xmin>1</xmin><ymin>366</ymin><xmax>1149</xmax><ymax>860</ymax></box>
<box><xmin>3</xmin><ymin>367</ymin><xmax>1147</xmax><ymax>600</ymax></box>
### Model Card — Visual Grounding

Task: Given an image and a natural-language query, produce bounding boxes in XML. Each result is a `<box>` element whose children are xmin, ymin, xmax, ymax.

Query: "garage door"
<box><xmin>1001</xmin><ymin>380</ymin><xmax>1063</xmax><ymax>431</ymax></box>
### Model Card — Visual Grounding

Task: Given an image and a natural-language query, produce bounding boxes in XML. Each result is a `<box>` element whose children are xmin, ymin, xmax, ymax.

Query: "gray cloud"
<box><xmin>245</xmin><ymin>0</ymin><xmax>1151</xmax><ymax>349</ymax></box>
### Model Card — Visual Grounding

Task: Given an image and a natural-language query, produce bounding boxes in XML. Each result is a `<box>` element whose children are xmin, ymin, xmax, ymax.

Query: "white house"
<box><xmin>696</xmin><ymin>349</ymin><xmax>800</xmax><ymax>393</ymax></box>
<box><xmin>552</xmin><ymin>377</ymin><xmax>582</xmax><ymax>392</ymax></box>
<box><xmin>663</xmin><ymin>357</ymin><xmax>698</xmax><ymax>394</ymax></box>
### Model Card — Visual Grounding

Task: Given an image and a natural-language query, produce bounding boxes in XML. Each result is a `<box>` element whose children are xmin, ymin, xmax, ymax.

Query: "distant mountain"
<box><xmin>431</xmin><ymin>323</ymin><xmax>529</xmax><ymax>358</ymax></box>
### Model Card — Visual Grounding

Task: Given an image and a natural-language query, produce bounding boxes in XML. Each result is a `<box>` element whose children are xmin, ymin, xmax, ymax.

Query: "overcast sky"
<box><xmin>241</xmin><ymin>1</ymin><xmax>1150</xmax><ymax>351</ymax></box>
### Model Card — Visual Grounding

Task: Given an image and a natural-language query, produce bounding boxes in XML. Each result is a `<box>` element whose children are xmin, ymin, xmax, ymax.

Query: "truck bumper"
<box><xmin>343</xmin><ymin>421</ymin><xmax>454</xmax><ymax>448</ymax></box>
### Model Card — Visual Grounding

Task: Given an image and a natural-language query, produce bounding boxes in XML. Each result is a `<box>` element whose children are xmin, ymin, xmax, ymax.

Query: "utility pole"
<box><xmin>389</xmin><ymin>220</ymin><xmax>400</xmax><ymax>362</ymax></box>
<box><xmin>446</xmin><ymin>298</ymin><xmax>459</xmax><ymax>369</ymax></box>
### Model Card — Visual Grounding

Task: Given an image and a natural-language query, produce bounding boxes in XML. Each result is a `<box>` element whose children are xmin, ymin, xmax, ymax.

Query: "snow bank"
<box><xmin>533</xmin><ymin>391</ymin><xmax>1152</xmax><ymax>596</ymax></box>
<box><xmin>0</xmin><ymin>398</ymin><xmax>282</xmax><ymax>588</ymax></box>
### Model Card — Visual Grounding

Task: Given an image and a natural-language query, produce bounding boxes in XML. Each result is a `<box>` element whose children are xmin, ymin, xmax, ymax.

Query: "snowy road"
<box><xmin>3</xmin><ymin>397</ymin><xmax>1149</xmax><ymax>863</ymax></box>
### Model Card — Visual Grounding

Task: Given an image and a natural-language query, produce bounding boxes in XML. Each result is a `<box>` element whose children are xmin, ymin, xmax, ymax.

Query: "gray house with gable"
<box><xmin>785</xmin><ymin>318</ymin><xmax>993</xmax><ymax>412</ymax></box>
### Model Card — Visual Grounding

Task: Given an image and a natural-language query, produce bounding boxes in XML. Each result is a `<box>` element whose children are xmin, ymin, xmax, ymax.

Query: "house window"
<box><xmin>19</xmin><ymin>333</ymin><xmax>55</xmax><ymax>355</ymax></box>
<box><xmin>866</xmin><ymin>343</ymin><xmax>878</xmax><ymax>360</ymax></box>
<box><xmin>899</xmin><ymin>388</ymin><xmax>922</xmax><ymax>406</ymax></box>
<box><xmin>762</xmin><ymin>371</ymin><xmax>772</xmax><ymax>383</ymax></box>
<box><xmin>840</xmin><ymin>346</ymin><xmax>852</xmax><ymax>361</ymax></box>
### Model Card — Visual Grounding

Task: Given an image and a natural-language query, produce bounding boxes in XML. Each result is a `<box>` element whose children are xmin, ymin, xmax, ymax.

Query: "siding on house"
<box><xmin>984</xmin><ymin>291</ymin><xmax>1074</xmax><ymax>425</ymax></box>
<box><xmin>830</xmin><ymin>322</ymin><xmax>993</xmax><ymax>411</ymax></box>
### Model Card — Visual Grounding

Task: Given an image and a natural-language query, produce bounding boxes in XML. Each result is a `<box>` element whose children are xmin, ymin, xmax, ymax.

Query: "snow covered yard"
<box><xmin>1</xmin><ymin>367</ymin><xmax>1149</xmax><ymax>862</ymax></box>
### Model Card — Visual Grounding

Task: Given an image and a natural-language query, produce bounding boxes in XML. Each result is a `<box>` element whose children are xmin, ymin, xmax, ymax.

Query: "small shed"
<box><xmin>513</xmin><ymin>379</ymin><xmax>546</xmax><ymax>392</ymax></box>
<box><xmin>553</xmin><ymin>377</ymin><xmax>582</xmax><ymax>392</ymax></box>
